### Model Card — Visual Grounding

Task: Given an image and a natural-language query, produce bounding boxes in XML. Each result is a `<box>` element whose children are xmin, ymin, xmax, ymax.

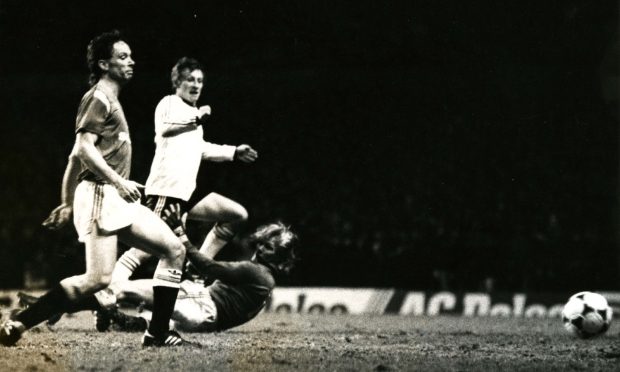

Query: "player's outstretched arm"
<box><xmin>201</xmin><ymin>143</ymin><xmax>258</xmax><ymax>163</ymax></box>
<box><xmin>42</xmin><ymin>145</ymin><xmax>81</xmax><ymax>229</ymax></box>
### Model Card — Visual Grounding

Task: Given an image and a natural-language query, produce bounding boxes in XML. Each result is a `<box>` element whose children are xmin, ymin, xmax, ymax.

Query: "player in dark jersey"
<box><xmin>0</xmin><ymin>30</ymin><xmax>186</xmax><ymax>348</ymax></box>
<box><xmin>100</xmin><ymin>204</ymin><xmax>297</xmax><ymax>333</ymax></box>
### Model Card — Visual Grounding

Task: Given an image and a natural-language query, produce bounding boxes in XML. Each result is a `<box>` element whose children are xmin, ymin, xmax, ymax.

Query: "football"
<box><xmin>561</xmin><ymin>291</ymin><xmax>613</xmax><ymax>338</ymax></box>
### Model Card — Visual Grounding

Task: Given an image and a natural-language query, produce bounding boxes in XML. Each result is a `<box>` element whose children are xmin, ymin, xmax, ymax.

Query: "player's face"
<box><xmin>103</xmin><ymin>41</ymin><xmax>135</xmax><ymax>83</ymax></box>
<box><xmin>176</xmin><ymin>69</ymin><xmax>203</xmax><ymax>105</ymax></box>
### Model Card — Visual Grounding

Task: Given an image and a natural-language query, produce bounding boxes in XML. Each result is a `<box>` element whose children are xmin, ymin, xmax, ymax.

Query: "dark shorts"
<box><xmin>144</xmin><ymin>195</ymin><xmax>189</xmax><ymax>218</ymax></box>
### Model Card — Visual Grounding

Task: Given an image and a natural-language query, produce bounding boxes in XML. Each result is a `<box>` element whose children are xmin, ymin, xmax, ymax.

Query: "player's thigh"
<box><xmin>173</xmin><ymin>298</ymin><xmax>216</xmax><ymax>332</ymax></box>
<box><xmin>117</xmin><ymin>204</ymin><xmax>181</xmax><ymax>258</ymax></box>
<box><xmin>117</xmin><ymin>279</ymin><xmax>155</xmax><ymax>306</ymax></box>
<box><xmin>188</xmin><ymin>192</ymin><xmax>247</xmax><ymax>222</ymax></box>
<box><xmin>84</xmin><ymin>230</ymin><xmax>118</xmax><ymax>279</ymax></box>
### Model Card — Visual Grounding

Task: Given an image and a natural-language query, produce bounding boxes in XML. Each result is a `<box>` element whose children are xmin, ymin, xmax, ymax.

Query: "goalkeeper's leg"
<box><xmin>188</xmin><ymin>192</ymin><xmax>248</xmax><ymax>259</ymax></box>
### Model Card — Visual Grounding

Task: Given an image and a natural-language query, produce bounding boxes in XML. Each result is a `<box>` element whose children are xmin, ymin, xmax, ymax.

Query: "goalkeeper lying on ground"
<box><xmin>20</xmin><ymin>205</ymin><xmax>297</xmax><ymax>333</ymax></box>
<box><xmin>109</xmin><ymin>205</ymin><xmax>297</xmax><ymax>332</ymax></box>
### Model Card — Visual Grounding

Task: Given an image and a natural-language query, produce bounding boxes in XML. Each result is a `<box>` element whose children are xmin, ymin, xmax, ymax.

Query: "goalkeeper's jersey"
<box><xmin>208</xmin><ymin>263</ymin><xmax>275</xmax><ymax>331</ymax></box>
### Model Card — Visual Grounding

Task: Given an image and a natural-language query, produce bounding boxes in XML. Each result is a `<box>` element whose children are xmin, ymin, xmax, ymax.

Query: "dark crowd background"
<box><xmin>0</xmin><ymin>1</ymin><xmax>618</xmax><ymax>292</ymax></box>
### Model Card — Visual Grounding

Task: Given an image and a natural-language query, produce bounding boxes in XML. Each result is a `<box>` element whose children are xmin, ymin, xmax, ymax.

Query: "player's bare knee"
<box><xmin>228</xmin><ymin>203</ymin><xmax>249</xmax><ymax>224</ymax></box>
<box><xmin>99</xmin><ymin>273</ymin><xmax>113</xmax><ymax>288</ymax></box>
<box><xmin>233</xmin><ymin>205</ymin><xmax>248</xmax><ymax>222</ymax></box>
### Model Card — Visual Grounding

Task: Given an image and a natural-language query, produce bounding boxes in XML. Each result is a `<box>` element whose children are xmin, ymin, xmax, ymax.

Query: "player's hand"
<box><xmin>162</xmin><ymin>203</ymin><xmax>186</xmax><ymax>236</ymax></box>
<box><xmin>196</xmin><ymin>105</ymin><xmax>211</xmax><ymax>125</ymax></box>
<box><xmin>42</xmin><ymin>204</ymin><xmax>73</xmax><ymax>230</ymax></box>
<box><xmin>114</xmin><ymin>179</ymin><xmax>143</xmax><ymax>203</ymax></box>
<box><xmin>234</xmin><ymin>144</ymin><xmax>258</xmax><ymax>163</ymax></box>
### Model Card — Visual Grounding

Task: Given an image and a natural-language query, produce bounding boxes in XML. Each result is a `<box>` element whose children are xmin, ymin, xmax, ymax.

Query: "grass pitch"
<box><xmin>0</xmin><ymin>311</ymin><xmax>619</xmax><ymax>371</ymax></box>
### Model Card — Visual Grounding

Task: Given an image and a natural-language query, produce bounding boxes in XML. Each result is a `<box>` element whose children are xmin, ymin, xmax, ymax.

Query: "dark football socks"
<box><xmin>148</xmin><ymin>286</ymin><xmax>180</xmax><ymax>336</ymax></box>
<box><xmin>15</xmin><ymin>283</ymin><xmax>101</xmax><ymax>329</ymax></box>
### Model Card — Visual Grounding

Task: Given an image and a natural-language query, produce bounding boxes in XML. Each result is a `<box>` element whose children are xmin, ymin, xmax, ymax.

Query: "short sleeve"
<box><xmin>75</xmin><ymin>90</ymin><xmax>110</xmax><ymax>135</ymax></box>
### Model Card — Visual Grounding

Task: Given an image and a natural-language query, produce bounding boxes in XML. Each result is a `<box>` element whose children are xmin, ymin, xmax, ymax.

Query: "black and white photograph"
<box><xmin>0</xmin><ymin>1</ymin><xmax>619</xmax><ymax>370</ymax></box>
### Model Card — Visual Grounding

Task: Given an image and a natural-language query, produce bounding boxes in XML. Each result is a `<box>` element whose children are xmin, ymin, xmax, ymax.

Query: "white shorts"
<box><xmin>172</xmin><ymin>280</ymin><xmax>218</xmax><ymax>332</ymax></box>
<box><xmin>73</xmin><ymin>181</ymin><xmax>140</xmax><ymax>242</ymax></box>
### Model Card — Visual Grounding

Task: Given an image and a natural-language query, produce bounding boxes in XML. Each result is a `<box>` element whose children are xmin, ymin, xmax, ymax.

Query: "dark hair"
<box><xmin>171</xmin><ymin>57</ymin><xmax>203</xmax><ymax>90</ymax></box>
<box><xmin>86</xmin><ymin>30</ymin><xmax>124</xmax><ymax>86</ymax></box>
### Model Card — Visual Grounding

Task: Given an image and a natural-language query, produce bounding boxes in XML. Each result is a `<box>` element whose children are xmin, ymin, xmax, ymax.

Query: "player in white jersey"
<box><xmin>92</xmin><ymin>57</ymin><xmax>258</xmax><ymax>327</ymax></box>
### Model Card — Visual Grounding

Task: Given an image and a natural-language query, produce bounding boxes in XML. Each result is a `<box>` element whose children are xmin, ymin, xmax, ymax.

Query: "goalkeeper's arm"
<box><xmin>162</xmin><ymin>205</ymin><xmax>268</xmax><ymax>285</ymax></box>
